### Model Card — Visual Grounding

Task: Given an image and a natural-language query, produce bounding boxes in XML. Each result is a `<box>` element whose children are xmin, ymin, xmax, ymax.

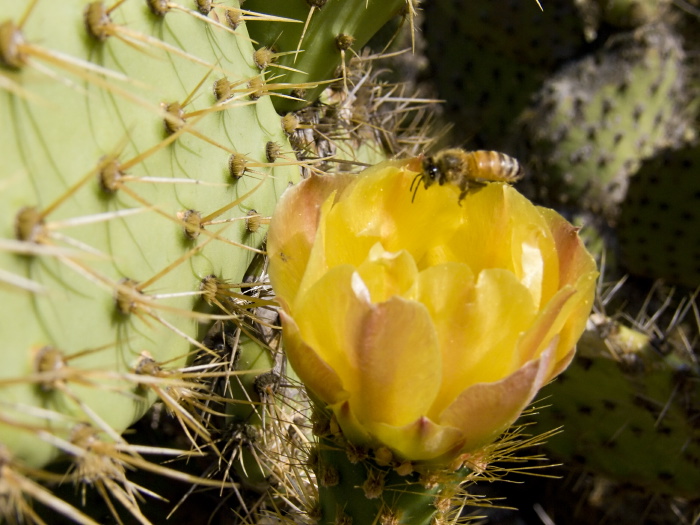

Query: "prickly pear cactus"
<box><xmin>533</xmin><ymin>311</ymin><xmax>700</xmax><ymax>497</ymax></box>
<box><xmin>0</xmin><ymin>0</ymin><xmax>296</xmax><ymax>505</ymax></box>
<box><xmin>0</xmin><ymin>0</ymin><xmax>439</xmax><ymax>521</ymax></box>
<box><xmin>519</xmin><ymin>22</ymin><xmax>693</xmax><ymax>218</ymax></box>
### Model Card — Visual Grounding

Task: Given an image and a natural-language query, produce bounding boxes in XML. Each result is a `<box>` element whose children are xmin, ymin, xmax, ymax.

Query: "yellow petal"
<box><xmin>293</xmin><ymin>265</ymin><xmax>372</xmax><ymax>397</ymax></box>
<box><xmin>330</xmin><ymin>398</ymin><xmax>465</xmax><ymax>461</ymax></box>
<box><xmin>267</xmin><ymin>160</ymin><xmax>599</xmax><ymax>466</ymax></box>
<box><xmin>538</xmin><ymin>207</ymin><xmax>598</xmax><ymax>360</ymax></box>
<box><xmin>294</xmin><ymin>191</ymin><xmax>337</xmax><ymax>309</ymax></box>
<box><xmin>448</xmin><ymin>184</ymin><xmax>559</xmax><ymax>309</ymax></box>
<box><xmin>516</xmin><ymin>210</ymin><xmax>598</xmax><ymax>373</ymax></box>
<box><xmin>538</xmin><ymin>206</ymin><xmax>598</xmax><ymax>287</ymax></box>
<box><xmin>366</xmin><ymin>416</ymin><xmax>465</xmax><ymax>462</ymax></box>
<box><xmin>356</xmin><ymin>243</ymin><xmax>418</xmax><ymax>304</ymax></box>
<box><xmin>417</xmin><ymin>268</ymin><xmax>538</xmax><ymax>413</ymax></box>
<box><xmin>516</xmin><ymin>278</ymin><xmax>596</xmax><ymax>381</ymax></box>
<box><xmin>439</xmin><ymin>341</ymin><xmax>557</xmax><ymax>452</ymax></box>
<box><xmin>324</xmin><ymin>161</ymin><xmax>465</xmax><ymax>268</ymax></box>
<box><xmin>348</xmin><ymin>296</ymin><xmax>442</xmax><ymax>427</ymax></box>
<box><xmin>279</xmin><ymin>309</ymin><xmax>348</xmax><ymax>406</ymax></box>
<box><xmin>554</xmin><ymin>271</ymin><xmax>597</xmax><ymax>362</ymax></box>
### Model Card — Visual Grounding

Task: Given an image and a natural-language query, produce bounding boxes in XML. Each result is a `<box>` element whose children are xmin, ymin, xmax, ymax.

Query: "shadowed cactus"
<box><xmin>420</xmin><ymin>2</ymin><xmax>700</xmax><ymax>521</ymax></box>
<box><xmin>618</xmin><ymin>145</ymin><xmax>700</xmax><ymax>286</ymax></box>
<box><xmin>422</xmin><ymin>0</ymin><xmax>589</xmax><ymax>148</ymax></box>
<box><xmin>534</xmin><ymin>306</ymin><xmax>700</xmax><ymax>498</ymax></box>
<box><xmin>518</xmin><ymin>22</ymin><xmax>693</xmax><ymax>218</ymax></box>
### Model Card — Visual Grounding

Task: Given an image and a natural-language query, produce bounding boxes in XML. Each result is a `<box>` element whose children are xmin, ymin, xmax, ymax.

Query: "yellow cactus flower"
<box><xmin>267</xmin><ymin>159</ymin><xmax>597</xmax><ymax>463</ymax></box>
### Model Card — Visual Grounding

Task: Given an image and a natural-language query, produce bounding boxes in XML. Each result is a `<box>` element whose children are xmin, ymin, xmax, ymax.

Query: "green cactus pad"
<box><xmin>533</xmin><ymin>315</ymin><xmax>700</xmax><ymax>497</ymax></box>
<box><xmin>0</xmin><ymin>0</ymin><xmax>297</xmax><ymax>473</ymax></box>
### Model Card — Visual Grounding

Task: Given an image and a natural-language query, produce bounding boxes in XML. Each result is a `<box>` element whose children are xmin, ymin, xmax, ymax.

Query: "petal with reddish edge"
<box><xmin>516</xmin><ymin>278</ymin><xmax>596</xmax><ymax>380</ymax></box>
<box><xmin>294</xmin><ymin>192</ymin><xmax>336</xmax><ymax>308</ymax></box>
<box><xmin>439</xmin><ymin>341</ymin><xmax>556</xmax><ymax>452</ymax></box>
<box><xmin>351</xmin><ymin>296</ymin><xmax>442</xmax><ymax>428</ymax></box>
<box><xmin>268</xmin><ymin>173</ymin><xmax>356</xmax><ymax>303</ymax></box>
<box><xmin>516</xmin><ymin>285</ymin><xmax>576</xmax><ymax>365</ymax></box>
<box><xmin>537</xmin><ymin>207</ymin><xmax>598</xmax><ymax>360</ymax></box>
<box><xmin>551</xmin><ymin>271</ymin><xmax>597</xmax><ymax>361</ymax></box>
<box><xmin>537</xmin><ymin>207</ymin><xmax>598</xmax><ymax>288</ymax></box>
<box><xmin>279</xmin><ymin>309</ymin><xmax>348</xmax><ymax>406</ymax></box>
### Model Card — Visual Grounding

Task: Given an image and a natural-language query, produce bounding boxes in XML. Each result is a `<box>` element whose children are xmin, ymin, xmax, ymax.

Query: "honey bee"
<box><xmin>410</xmin><ymin>149</ymin><xmax>524</xmax><ymax>203</ymax></box>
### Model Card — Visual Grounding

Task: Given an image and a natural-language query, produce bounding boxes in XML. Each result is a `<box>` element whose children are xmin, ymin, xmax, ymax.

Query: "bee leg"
<box><xmin>458</xmin><ymin>189</ymin><xmax>469</xmax><ymax>206</ymax></box>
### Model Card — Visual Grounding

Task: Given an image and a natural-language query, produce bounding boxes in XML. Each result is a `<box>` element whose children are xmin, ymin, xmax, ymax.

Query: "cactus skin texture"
<box><xmin>519</xmin><ymin>22</ymin><xmax>692</xmax><ymax>218</ymax></box>
<box><xmin>243</xmin><ymin>0</ymin><xmax>410</xmax><ymax>112</ymax></box>
<box><xmin>314</xmin><ymin>434</ymin><xmax>446</xmax><ymax>525</ymax></box>
<box><xmin>618</xmin><ymin>146</ymin><xmax>700</xmax><ymax>287</ymax></box>
<box><xmin>0</xmin><ymin>0</ymin><xmax>297</xmax><ymax>482</ymax></box>
<box><xmin>533</xmin><ymin>313</ymin><xmax>700</xmax><ymax>498</ymax></box>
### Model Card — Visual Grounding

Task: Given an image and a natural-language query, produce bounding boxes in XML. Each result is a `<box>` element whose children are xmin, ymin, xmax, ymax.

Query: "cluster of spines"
<box><xmin>243</xmin><ymin>0</ymin><xmax>417</xmax><ymax>112</ymax></box>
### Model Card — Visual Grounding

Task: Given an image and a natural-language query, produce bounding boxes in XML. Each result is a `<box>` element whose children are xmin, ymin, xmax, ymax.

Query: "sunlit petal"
<box><xmin>356</xmin><ymin>244</ymin><xmax>418</xmax><ymax>303</ymax></box>
<box><xmin>350</xmin><ymin>296</ymin><xmax>442</xmax><ymax>427</ymax></box>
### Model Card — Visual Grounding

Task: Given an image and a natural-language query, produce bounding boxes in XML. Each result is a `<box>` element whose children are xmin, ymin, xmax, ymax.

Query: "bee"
<box><xmin>410</xmin><ymin>149</ymin><xmax>524</xmax><ymax>203</ymax></box>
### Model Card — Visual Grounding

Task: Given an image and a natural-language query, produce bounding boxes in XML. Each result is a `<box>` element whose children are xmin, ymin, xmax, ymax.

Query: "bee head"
<box><xmin>410</xmin><ymin>155</ymin><xmax>439</xmax><ymax>203</ymax></box>
<box><xmin>421</xmin><ymin>156</ymin><xmax>439</xmax><ymax>188</ymax></box>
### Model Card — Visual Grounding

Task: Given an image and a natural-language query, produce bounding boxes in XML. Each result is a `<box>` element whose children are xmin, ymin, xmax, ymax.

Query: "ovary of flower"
<box><xmin>267</xmin><ymin>159</ymin><xmax>598</xmax><ymax>464</ymax></box>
